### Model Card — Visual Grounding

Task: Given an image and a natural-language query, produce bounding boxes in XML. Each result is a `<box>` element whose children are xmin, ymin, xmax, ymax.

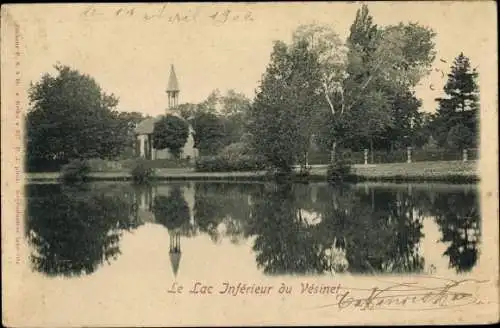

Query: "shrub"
<box><xmin>131</xmin><ymin>161</ymin><xmax>155</xmax><ymax>183</ymax></box>
<box><xmin>326</xmin><ymin>157</ymin><xmax>352</xmax><ymax>184</ymax></box>
<box><xmin>195</xmin><ymin>155</ymin><xmax>266</xmax><ymax>172</ymax></box>
<box><xmin>60</xmin><ymin>159</ymin><xmax>91</xmax><ymax>183</ymax></box>
<box><xmin>218</xmin><ymin>142</ymin><xmax>249</xmax><ymax>159</ymax></box>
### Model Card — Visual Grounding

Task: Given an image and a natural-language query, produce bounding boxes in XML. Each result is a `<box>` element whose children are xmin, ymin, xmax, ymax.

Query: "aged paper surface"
<box><xmin>1</xmin><ymin>2</ymin><xmax>498</xmax><ymax>326</ymax></box>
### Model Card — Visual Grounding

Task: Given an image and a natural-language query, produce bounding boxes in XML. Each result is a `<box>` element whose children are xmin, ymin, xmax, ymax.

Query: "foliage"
<box><xmin>326</xmin><ymin>157</ymin><xmax>352</xmax><ymax>183</ymax></box>
<box><xmin>194</xmin><ymin>183</ymin><xmax>254</xmax><ymax>243</ymax></box>
<box><xmin>26</xmin><ymin>178</ymin><xmax>480</xmax><ymax>275</ymax></box>
<box><xmin>153</xmin><ymin>114</ymin><xmax>189</xmax><ymax>158</ymax></box>
<box><xmin>289</xmin><ymin>6</ymin><xmax>436</xmax><ymax>160</ymax></box>
<box><xmin>26</xmin><ymin>64</ymin><xmax>132</xmax><ymax>167</ymax></box>
<box><xmin>247</xmin><ymin>39</ymin><xmax>323</xmax><ymax>173</ymax></box>
<box><xmin>60</xmin><ymin>159</ymin><xmax>91</xmax><ymax>183</ymax></box>
<box><xmin>153</xmin><ymin>187</ymin><xmax>190</xmax><ymax>231</ymax></box>
<box><xmin>122</xmin><ymin>158</ymin><xmax>193</xmax><ymax>170</ymax></box>
<box><xmin>218</xmin><ymin>142</ymin><xmax>252</xmax><ymax>159</ymax></box>
<box><xmin>25</xmin><ymin>186</ymin><xmax>138</xmax><ymax>276</ymax></box>
<box><xmin>433</xmin><ymin>53</ymin><xmax>479</xmax><ymax>150</ymax></box>
<box><xmin>172</xmin><ymin>89</ymin><xmax>251</xmax><ymax>156</ymax></box>
<box><xmin>190</xmin><ymin>111</ymin><xmax>226</xmax><ymax>155</ymax></box>
<box><xmin>249</xmin><ymin>183</ymin><xmax>328</xmax><ymax>274</ymax></box>
<box><xmin>115</xmin><ymin>111</ymin><xmax>150</xmax><ymax>159</ymax></box>
<box><xmin>432</xmin><ymin>191</ymin><xmax>480</xmax><ymax>272</ymax></box>
<box><xmin>195</xmin><ymin>155</ymin><xmax>266</xmax><ymax>172</ymax></box>
<box><xmin>131</xmin><ymin>160</ymin><xmax>155</xmax><ymax>184</ymax></box>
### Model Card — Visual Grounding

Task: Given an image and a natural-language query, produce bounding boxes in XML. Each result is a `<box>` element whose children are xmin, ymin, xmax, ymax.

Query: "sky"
<box><xmin>7</xmin><ymin>2</ymin><xmax>498</xmax><ymax>117</ymax></box>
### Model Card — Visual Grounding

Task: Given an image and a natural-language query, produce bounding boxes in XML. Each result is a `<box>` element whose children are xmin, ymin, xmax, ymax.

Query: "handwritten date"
<box><xmin>81</xmin><ymin>6</ymin><xmax>254</xmax><ymax>24</ymax></box>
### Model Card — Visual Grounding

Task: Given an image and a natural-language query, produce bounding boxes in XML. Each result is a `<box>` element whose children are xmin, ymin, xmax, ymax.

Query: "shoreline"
<box><xmin>25</xmin><ymin>161</ymin><xmax>479</xmax><ymax>184</ymax></box>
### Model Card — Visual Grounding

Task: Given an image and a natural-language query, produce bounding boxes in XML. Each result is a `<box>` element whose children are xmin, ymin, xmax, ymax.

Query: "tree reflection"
<box><xmin>246</xmin><ymin>183</ymin><xmax>426</xmax><ymax>275</ymax></box>
<box><xmin>25</xmin><ymin>184</ymin><xmax>138</xmax><ymax>277</ymax></box>
<box><xmin>25</xmin><ymin>182</ymin><xmax>480</xmax><ymax>277</ymax></box>
<box><xmin>248</xmin><ymin>183</ymin><xmax>327</xmax><ymax>274</ymax></box>
<box><xmin>194</xmin><ymin>183</ymin><xmax>255</xmax><ymax>243</ymax></box>
<box><xmin>153</xmin><ymin>186</ymin><xmax>191</xmax><ymax>233</ymax></box>
<box><xmin>432</xmin><ymin>190</ymin><xmax>480</xmax><ymax>273</ymax></box>
<box><xmin>347</xmin><ymin>189</ymin><xmax>425</xmax><ymax>273</ymax></box>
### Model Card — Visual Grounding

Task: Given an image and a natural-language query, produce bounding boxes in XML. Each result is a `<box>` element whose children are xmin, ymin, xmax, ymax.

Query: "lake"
<box><xmin>24</xmin><ymin>181</ymin><xmax>480</xmax><ymax>278</ymax></box>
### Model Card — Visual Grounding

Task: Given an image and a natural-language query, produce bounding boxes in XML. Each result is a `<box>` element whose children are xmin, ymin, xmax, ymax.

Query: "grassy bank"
<box><xmin>311</xmin><ymin>160</ymin><xmax>478</xmax><ymax>183</ymax></box>
<box><xmin>25</xmin><ymin>160</ymin><xmax>478</xmax><ymax>183</ymax></box>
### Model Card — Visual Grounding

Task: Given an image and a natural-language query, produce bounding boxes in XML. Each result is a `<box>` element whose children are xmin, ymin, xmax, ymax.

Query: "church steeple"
<box><xmin>169</xmin><ymin>232</ymin><xmax>181</xmax><ymax>278</ymax></box>
<box><xmin>167</xmin><ymin>64</ymin><xmax>180</xmax><ymax>110</ymax></box>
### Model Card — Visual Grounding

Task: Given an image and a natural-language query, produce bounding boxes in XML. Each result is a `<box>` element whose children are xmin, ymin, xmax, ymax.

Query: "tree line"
<box><xmin>25</xmin><ymin>5</ymin><xmax>479</xmax><ymax>172</ymax></box>
<box><xmin>247</xmin><ymin>5</ymin><xmax>480</xmax><ymax>172</ymax></box>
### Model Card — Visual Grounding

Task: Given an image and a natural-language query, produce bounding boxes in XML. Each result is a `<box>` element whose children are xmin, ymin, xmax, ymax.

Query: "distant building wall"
<box><xmin>137</xmin><ymin>125</ymin><xmax>198</xmax><ymax>161</ymax></box>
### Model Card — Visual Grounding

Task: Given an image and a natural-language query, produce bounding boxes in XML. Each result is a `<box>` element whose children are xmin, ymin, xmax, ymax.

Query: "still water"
<box><xmin>25</xmin><ymin>181</ymin><xmax>480</xmax><ymax>278</ymax></box>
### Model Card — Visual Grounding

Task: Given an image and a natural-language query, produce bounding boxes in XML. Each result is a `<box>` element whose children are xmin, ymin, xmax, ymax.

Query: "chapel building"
<box><xmin>134</xmin><ymin>65</ymin><xmax>198</xmax><ymax>161</ymax></box>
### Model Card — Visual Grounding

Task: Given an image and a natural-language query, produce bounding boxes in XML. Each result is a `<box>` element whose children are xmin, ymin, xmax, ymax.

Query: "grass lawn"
<box><xmin>308</xmin><ymin>160</ymin><xmax>477</xmax><ymax>181</ymax></box>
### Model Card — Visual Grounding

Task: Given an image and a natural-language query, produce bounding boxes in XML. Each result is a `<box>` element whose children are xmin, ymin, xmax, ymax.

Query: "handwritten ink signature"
<box><xmin>311</xmin><ymin>277</ymin><xmax>488</xmax><ymax>311</ymax></box>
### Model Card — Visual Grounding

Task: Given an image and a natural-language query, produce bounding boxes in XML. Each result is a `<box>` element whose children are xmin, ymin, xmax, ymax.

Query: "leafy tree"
<box><xmin>434</xmin><ymin>52</ymin><xmax>479</xmax><ymax>150</ymax></box>
<box><xmin>247</xmin><ymin>39</ymin><xmax>323</xmax><ymax>172</ymax></box>
<box><xmin>383</xmin><ymin>90</ymin><xmax>423</xmax><ymax>150</ymax></box>
<box><xmin>292</xmin><ymin>24</ymin><xmax>348</xmax><ymax>161</ymax></box>
<box><xmin>198</xmin><ymin>89</ymin><xmax>222</xmax><ymax>112</ymax></box>
<box><xmin>190</xmin><ymin>111</ymin><xmax>226</xmax><ymax>156</ymax></box>
<box><xmin>445</xmin><ymin>123</ymin><xmax>474</xmax><ymax>151</ymax></box>
<box><xmin>221</xmin><ymin>89</ymin><xmax>251</xmax><ymax>116</ymax></box>
<box><xmin>115</xmin><ymin>111</ymin><xmax>150</xmax><ymax>158</ymax></box>
<box><xmin>173</xmin><ymin>103</ymin><xmax>199</xmax><ymax>120</ymax></box>
<box><xmin>152</xmin><ymin>114</ymin><xmax>189</xmax><ymax>158</ymax></box>
<box><xmin>292</xmin><ymin>6</ymin><xmax>435</xmax><ymax>160</ymax></box>
<box><xmin>172</xmin><ymin>90</ymin><xmax>252</xmax><ymax>154</ymax></box>
<box><xmin>220</xmin><ymin>90</ymin><xmax>252</xmax><ymax>144</ymax></box>
<box><xmin>344</xmin><ymin>9</ymin><xmax>435</xmax><ymax>154</ymax></box>
<box><xmin>26</xmin><ymin>64</ymin><xmax>126</xmax><ymax>169</ymax></box>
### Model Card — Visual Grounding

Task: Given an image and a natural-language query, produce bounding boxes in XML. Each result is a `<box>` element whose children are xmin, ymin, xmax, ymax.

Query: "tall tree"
<box><xmin>248</xmin><ymin>41</ymin><xmax>296</xmax><ymax>172</ymax></box>
<box><xmin>434</xmin><ymin>53</ymin><xmax>479</xmax><ymax>150</ymax></box>
<box><xmin>172</xmin><ymin>90</ymin><xmax>252</xmax><ymax>154</ymax></box>
<box><xmin>26</xmin><ymin>64</ymin><xmax>126</xmax><ymax>167</ymax></box>
<box><xmin>247</xmin><ymin>39</ymin><xmax>322</xmax><ymax>172</ymax></box>
<box><xmin>190</xmin><ymin>111</ymin><xmax>226</xmax><ymax>156</ymax></box>
<box><xmin>115</xmin><ymin>111</ymin><xmax>150</xmax><ymax>159</ymax></box>
<box><xmin>291</xmin><ymin>6</ymin><xmax>435</xmax><ymax>163</ymax></box>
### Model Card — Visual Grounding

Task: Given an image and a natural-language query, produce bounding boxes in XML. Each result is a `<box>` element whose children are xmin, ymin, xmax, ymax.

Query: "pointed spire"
<box><xmin>167</xmin><ymin>64</ymin><xmax>180</xmax><ymax>92</ymax></box>
<box><xmin>169</xmin><ymin>251</ymin><xmax>181</xmax><ymax>277</ymax></box>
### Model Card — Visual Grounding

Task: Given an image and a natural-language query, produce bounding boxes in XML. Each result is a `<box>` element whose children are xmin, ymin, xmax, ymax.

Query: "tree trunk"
<box><xmin>330</xmin><ymin>141</ymin><xmax>337</xmax><ymax>164</ymax></box>
<box><xmin>371</xmin><ymin>188</ymin><xmax>375</xmax><ymax>211</ymax></box>
<box><xmin>370</xmin><ymin>138</ymin><xmax>374</xmax><ymax>164</ymax></box>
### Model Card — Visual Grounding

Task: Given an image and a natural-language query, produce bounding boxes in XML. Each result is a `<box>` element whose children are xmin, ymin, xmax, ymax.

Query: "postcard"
<box><xmin>1</xmin><ymin>2</ymin><xmax>498</xmax><ymax>326</ymax></box>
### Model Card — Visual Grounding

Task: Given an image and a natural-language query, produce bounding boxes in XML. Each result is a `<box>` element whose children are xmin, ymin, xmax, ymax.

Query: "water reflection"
<box><xmin>432</xmin><ymin>190</ymin><xmax>480</xmax><ymax>272</ymax></box>
<box><xmin>25</xmin><ymin>182</ymin><xmax>481</xmax><ymax>277</ymax></box>
<box><xmin>25</xmin><ymin>184</ymin><xmax>139</xmax><ymax>277</ymax></box>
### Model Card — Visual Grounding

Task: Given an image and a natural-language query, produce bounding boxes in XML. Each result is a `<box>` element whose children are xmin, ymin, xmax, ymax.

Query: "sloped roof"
<box><xmin>167</xmin><ymin>64</ymin><xmax>179</xmax><ymax>92</ymax></box>
<box><xmin>135</xmin><ymin>116</ymin><xmax>160</xmax><ymax>135</ymax></box>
